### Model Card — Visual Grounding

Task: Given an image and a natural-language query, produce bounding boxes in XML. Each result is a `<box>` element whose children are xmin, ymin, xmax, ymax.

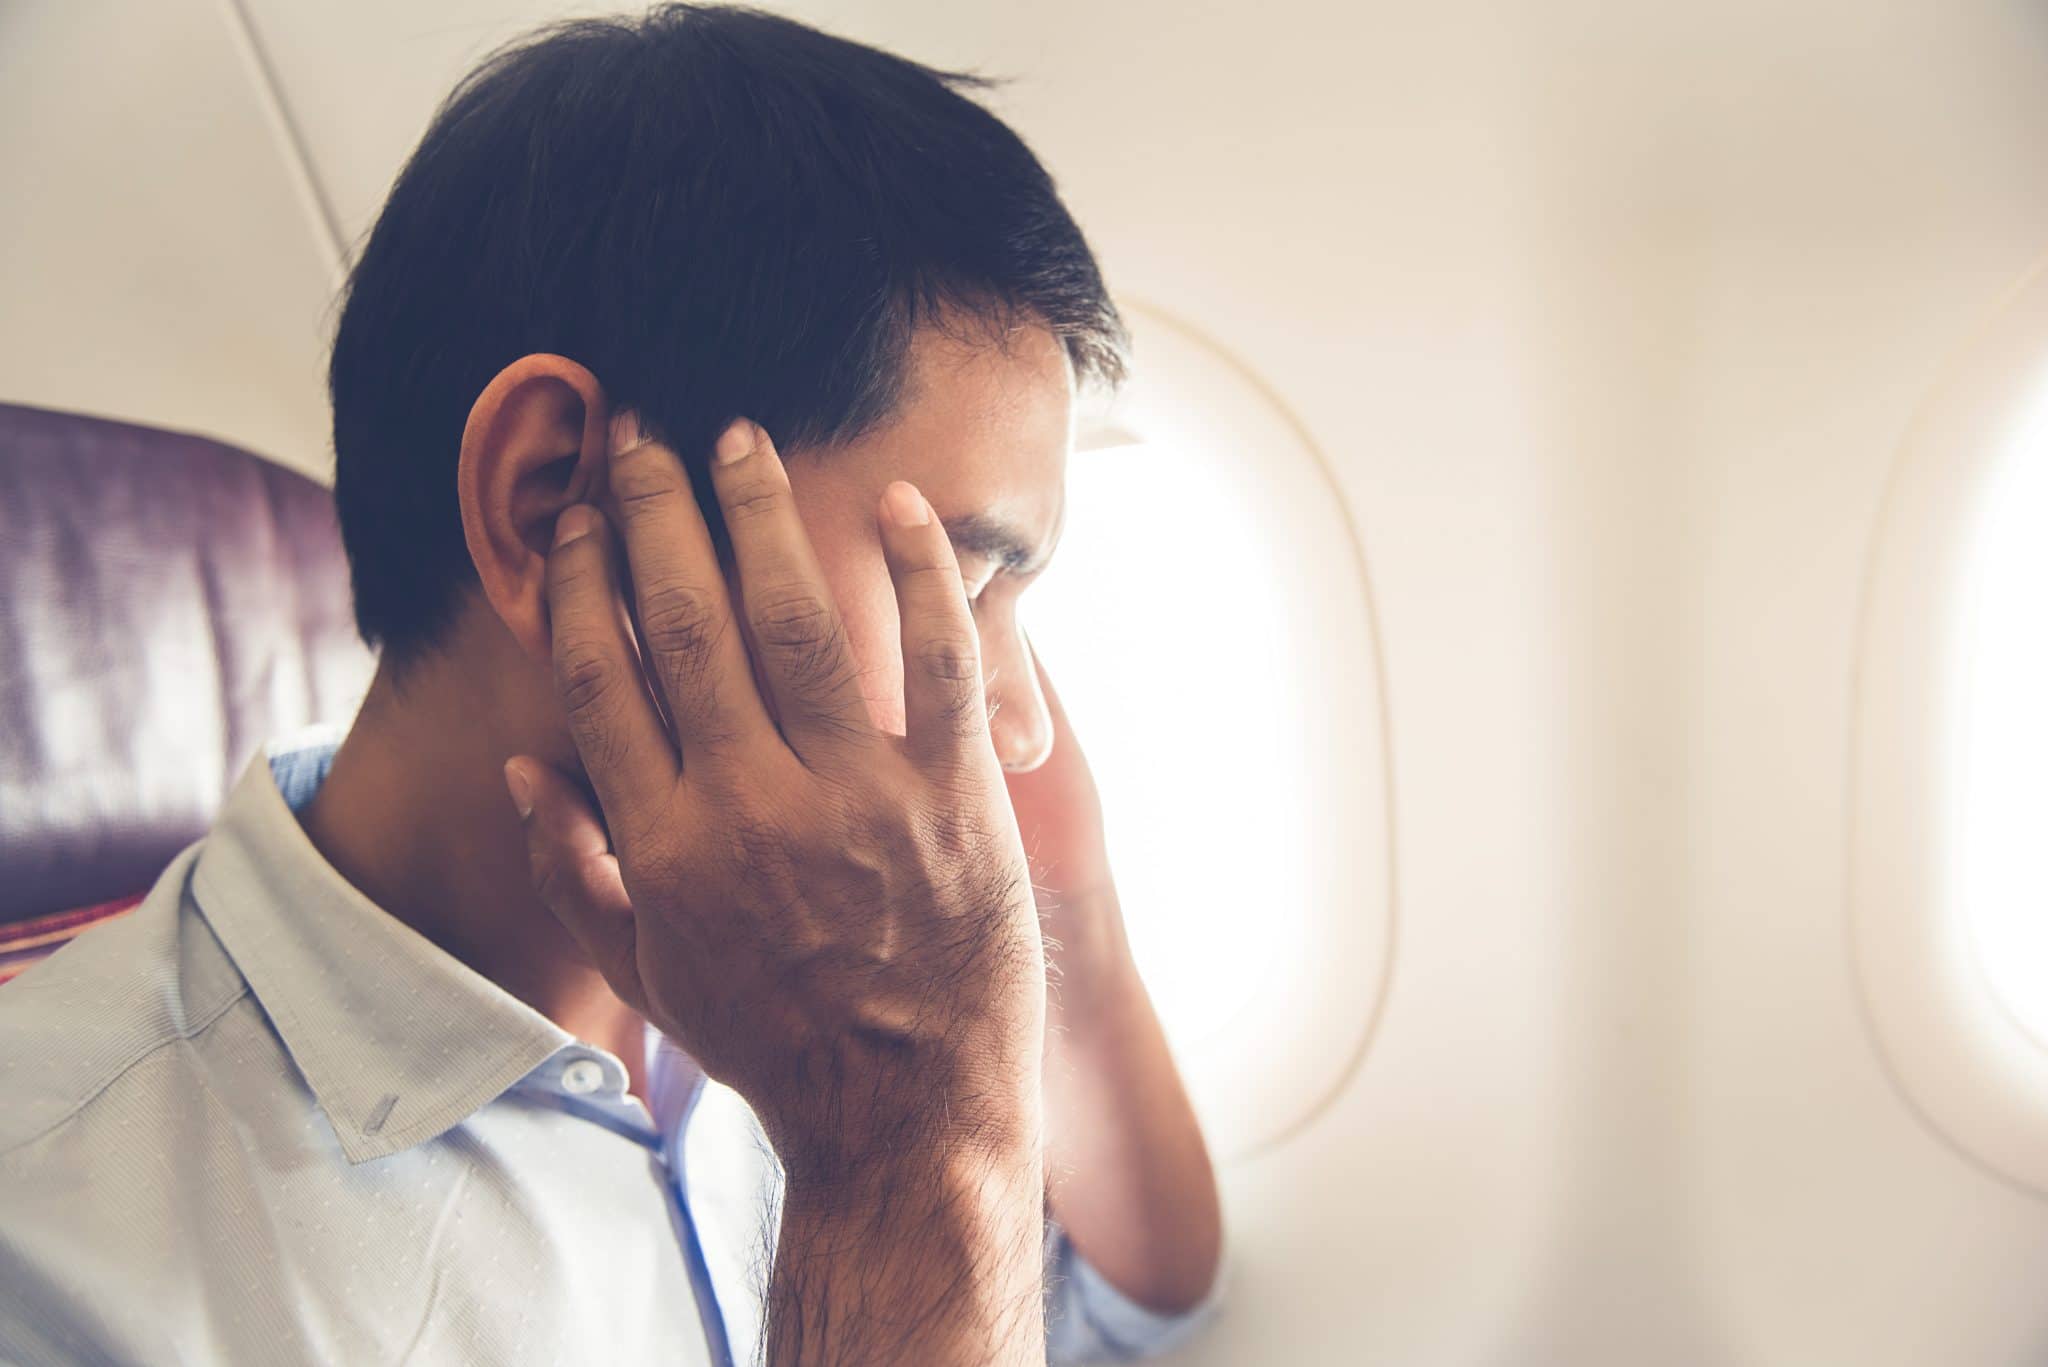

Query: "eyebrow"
<box><xmin>941</xmin><ymin>513</ymin><xmax>1057</xmax><ymax>577</ymax></box>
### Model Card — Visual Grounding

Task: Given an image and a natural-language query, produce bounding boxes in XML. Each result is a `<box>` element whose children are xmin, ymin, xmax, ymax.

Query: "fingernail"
<box><xmin>883</xmin><ymin>481</ymin><xmax>930</xmax><ymax>527</ymax></box>
<box><xmin>715</xmin><ymin>418</ymin><xmax>757</xmax><ymax>466</ymax></box>
<box><xmin>609</xmin><ymin>410</ymin><xmax>646</xmax><ymax>460</ymax></box>
<box><xmin>554</xmin><ymin>504</ymin><xmax>598</xmax><ymax>547</ymax></box>
<box><xmin>503</xmin><ymin>760</ymin><xmax>534</xmax><ymax>819</ymax></box>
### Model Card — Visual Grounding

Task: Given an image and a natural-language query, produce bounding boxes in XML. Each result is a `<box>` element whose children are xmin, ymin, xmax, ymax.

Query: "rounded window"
<box><xmin>1853</xmin><ymin>257</ymin><xmax>2048</xmax><ymax>1190</ymax></box>
<box><xmin>1027</xmin><ymin>302</ymin><xmax>1392</xmax><ymax>1159</ymax></box>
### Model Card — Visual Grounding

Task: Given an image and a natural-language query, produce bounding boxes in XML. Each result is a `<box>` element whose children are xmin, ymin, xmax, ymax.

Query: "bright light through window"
<box><xmin>1013</xmin><ymin>304</ymin><xmax>1387</xmax><ymax>1159</ymax></box>
<box><xmin>1850</xmin><ymin>271</ymin><xmax>2048</xmax><ymax>1191</ymax></box>
<box><xmin>1024</xmin><ymin>440</ymin><xmax>1317</xmax><ymax>1059</ymax></box>
<box><xmin>1957</xmin><ymin>399</ymin><xmax>2048</xmax><ymax>1048</ymax></box>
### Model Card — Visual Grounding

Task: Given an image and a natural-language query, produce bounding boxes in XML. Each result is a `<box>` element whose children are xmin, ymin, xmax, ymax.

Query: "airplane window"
<box><xmin>1852</xmin><ymin>261</ymin><xmax>2048</xmax><ymax>1193</ymax></box>
<box><xmin>1028</xmin><ymin>437</ymin><xmax>1317</xmax><ymax>1059</ymax></box>
<box><xmin>1027</xmin><ymin>303</ymin><xmax>1392</xmax><ymax>1160</ymax></box>
<box><xmin>1954</xmin><ymin>410</ymin><xmax>2048</xmax><ymax>1049</ymax></box>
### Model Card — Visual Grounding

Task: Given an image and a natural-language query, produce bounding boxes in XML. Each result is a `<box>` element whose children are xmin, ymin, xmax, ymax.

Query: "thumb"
<box><xmin>503</xmin><ymin>757</ymin><xmax>643</xmax><ymax>1010</ymax></box>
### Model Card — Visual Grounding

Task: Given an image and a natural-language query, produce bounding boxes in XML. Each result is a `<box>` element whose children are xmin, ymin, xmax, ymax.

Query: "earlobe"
<box><xmin>456</xmin><ymin>354</ymin><xmax>610</xmax><ymax>660</ymax></box>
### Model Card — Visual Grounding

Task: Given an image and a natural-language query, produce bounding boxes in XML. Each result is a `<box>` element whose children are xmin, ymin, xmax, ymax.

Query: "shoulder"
<box><xmin>0</xmin><ymin>843</ymin><xmax>250</xmax><ymax>1158</ymax></box>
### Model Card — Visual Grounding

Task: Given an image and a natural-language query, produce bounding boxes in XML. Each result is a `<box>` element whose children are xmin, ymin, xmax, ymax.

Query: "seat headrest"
<box><xmin>0</xmin><ymin>402</ymin><xmax>374</xmax><ymax>922</ymax></box>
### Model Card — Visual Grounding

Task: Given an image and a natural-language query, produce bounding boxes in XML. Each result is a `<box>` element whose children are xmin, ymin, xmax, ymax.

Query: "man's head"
<box><xmin>328</xmin><ymin>4</ymin><xmax>1124</xmax><ymax>773</ymax></box>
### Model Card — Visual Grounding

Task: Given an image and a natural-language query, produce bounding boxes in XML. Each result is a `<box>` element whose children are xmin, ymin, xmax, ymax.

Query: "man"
<box><xmin>0</xmin><ymin>5</ymin><xmax>1221</xmax><ymax>1365</ymax></box>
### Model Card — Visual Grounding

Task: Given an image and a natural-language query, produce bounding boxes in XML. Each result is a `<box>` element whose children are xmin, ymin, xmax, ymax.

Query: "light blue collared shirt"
<box><xmin>0</xmin><ymin>735</ymin><xmax>1211</xmax><ymax>1365</ymax></box>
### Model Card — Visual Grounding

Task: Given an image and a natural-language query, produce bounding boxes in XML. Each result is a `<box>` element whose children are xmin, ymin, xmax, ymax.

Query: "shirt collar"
<box><xmin>191</xmin><ymin>743</ymin><xmax>575</xmax><ymax>1164</ymax></box>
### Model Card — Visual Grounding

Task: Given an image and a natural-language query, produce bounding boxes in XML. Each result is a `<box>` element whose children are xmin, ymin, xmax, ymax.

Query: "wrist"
<box><xmin>763</xmin><ymin>1034</ymin><xmax>1045</xmax><ymax>1192</ymax></box>
<box><xmin>781</xmin><ymin>1127</ymin><xmax>1043</xmax><ymax>1232</ymax></box>
<box><xmin>769</xmin><ymin>1086</ymin><xmax>1047</xmax><ymax>1367</ymax></box>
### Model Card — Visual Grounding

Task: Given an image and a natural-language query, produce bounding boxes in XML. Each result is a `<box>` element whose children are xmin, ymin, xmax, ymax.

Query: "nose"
<box><xmin>984</xmin><ymin>628</ymin><xmax>1054</xmax><ymax>773</ymax></box>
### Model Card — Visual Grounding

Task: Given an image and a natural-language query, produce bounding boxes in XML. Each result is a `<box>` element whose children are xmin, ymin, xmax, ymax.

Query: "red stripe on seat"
<box><xmin>0</xmin><ymin>893</ymin><xmax>147</xmax><ymax>982</ymax></box>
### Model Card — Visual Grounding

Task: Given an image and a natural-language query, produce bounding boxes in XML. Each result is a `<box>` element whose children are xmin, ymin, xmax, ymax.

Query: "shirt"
<box><xmin>0</xmin><ymin>734</ymin><xmax>1214</xmax><ymax>1365</ymax></box>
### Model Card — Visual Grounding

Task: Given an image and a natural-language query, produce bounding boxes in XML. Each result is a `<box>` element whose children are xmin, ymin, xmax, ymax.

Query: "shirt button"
<box><xmin>561</xmin><ymin>1058</ymin><xmax>606</xmax><ymax>1095</ymax></box>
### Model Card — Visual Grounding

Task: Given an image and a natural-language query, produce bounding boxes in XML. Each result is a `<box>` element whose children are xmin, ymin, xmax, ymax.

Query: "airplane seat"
<box><xmin>0</xmin><ymin>401</ymin><xmax>372</xmax><ymax>977</ymax></box>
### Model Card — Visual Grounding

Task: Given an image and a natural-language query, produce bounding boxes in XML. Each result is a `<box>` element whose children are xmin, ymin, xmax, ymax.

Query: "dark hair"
<box><xmin>328</xmin><ymin>3</ymin><xmax>1126</xmax><ymax>660</ymax></box>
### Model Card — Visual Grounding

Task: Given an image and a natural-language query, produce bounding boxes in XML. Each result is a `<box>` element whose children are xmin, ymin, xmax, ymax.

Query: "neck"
<box><xmin>298</xmin><ymin>655</ymin><xmax>649</xmax><ymax>1087</ymax></box>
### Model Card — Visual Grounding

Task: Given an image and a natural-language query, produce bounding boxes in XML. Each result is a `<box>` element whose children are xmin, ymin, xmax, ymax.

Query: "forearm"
<box><xmin>1044</xmin><ymin>899</ymin><xmax>1223</xmax><ymax>1313</ymax></box>
<box><xmin>769</xmin><ymin>1133</ymin><xmax>1048</xmax><ymax>1367</ymax></box>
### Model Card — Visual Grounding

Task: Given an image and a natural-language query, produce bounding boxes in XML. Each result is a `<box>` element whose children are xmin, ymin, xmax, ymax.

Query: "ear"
<box><xmin>456</xmin><ymin>354</ymin><xmax>609</xmax><ymax>660</ymax></box>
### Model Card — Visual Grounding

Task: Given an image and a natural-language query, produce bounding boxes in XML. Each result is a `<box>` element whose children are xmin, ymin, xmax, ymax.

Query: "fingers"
<box><xmin>876</xmin><ymin>480</ymin><xmax>992</xmax><ymax>763</ymax></box>
<box><xmin>504</xmin><ymin>757</ymin><xmax>645</xmax><ymax>1011</ymax></box>
<box><xmin>705</xmin><ymin>420</ymin><xmax>875</xmax><ymax>754</ymax></box>
<box><xmin>605</xmin><ymin>412</ymin><xmax>773</xmax><ymax>760</ymax></box>
<box><xmin>545</xmin><ymin>505</ymin><xmax>679</xmax><ymax>817</ymax></box>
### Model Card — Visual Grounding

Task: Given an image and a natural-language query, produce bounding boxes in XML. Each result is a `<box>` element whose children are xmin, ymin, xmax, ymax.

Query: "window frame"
<box><xmin>1851</xmin><ymin>255</ymin><xmax>2048</xmax><ymax>1192</ymax></box>
<box><xmin>1057</xmin><ymin>298</ymin><xmax>1395</xmax><ymax>1161</ymax></box>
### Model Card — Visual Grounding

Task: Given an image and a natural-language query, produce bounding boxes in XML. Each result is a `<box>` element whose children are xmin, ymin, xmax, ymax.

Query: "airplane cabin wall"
<box><xmin>5</xmin><ymin>1</ymin><xmax>2048</xmax><ymax>1362</ymax></box>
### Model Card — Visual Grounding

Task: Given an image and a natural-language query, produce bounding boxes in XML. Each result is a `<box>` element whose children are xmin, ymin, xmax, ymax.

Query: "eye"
<box><xmin>966</xmin><ymin>565</ymin><xmax>1029</xmax><ymax>610</ymax></box>
<box><xmin>956</xmin><ymin>557</ymin><xmax>1000</xmax><ymax>603</ymax></box>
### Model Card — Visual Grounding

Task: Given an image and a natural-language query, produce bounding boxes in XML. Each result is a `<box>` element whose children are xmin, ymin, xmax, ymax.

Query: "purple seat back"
<box><xmin>0</xmin><ymin>402</ymin><xmax>374</xmax><ymax>922</ymax></box>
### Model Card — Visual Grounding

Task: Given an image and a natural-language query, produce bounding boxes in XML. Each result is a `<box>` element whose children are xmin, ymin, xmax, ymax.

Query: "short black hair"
<box><xmin>328</xmin><ymin>3</ymin><xmax>1126</xmax><ymax>661</ymax></box>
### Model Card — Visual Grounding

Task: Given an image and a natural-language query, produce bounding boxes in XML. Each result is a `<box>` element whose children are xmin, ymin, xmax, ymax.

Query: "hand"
<box><xmin>505</xmin><ymin>414</ymin><xmax>1044</xmax><ymax>1183</ymax></box>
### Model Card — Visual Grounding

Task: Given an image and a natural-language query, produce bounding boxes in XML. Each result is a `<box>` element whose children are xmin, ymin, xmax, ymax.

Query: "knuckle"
<box><xmin>556</xmin><ymin>643</ymin><xmax>638</xmax><ymax>772</ymax></box>
<box><xmin>616</xmin><ymin>489</ymin><xmax>678</xmax><ymax>531</ymax></box>
<box><xmin>917</xmin><ymin>662</ymin><xmax>989</xmax><ymax>741</ymax></box>
<box><xmin>612</xmin><ymin>448</ymin><xmax>682</xmax><ymax>510</ymax></box>
<box><xmin>555</xmin><ymin>638</ymin><xmax>619</xmax><ymax>718</ymax></box>
<box><xmin>753</xmin><ymin>592</ymin><xmax>862</xmax><ymax>702</ymax></box>
<box><xmin>546</xmin><ymin>548</ymin><xmax>604</xmax><ymax>601</ymax></box>
<box><xmin>904</xmin><ymin>559</ymin><xmax>964</xmax><ymax>593</ymax></box>
<box><xmin>915</xmin><ymin>635</ymin><xmax>982</xmax><ymax>684</ymax></box>
<box><xmin>638</xmin><ymin>581</ymin><xmax>724</xmax><ymax>662</ymax></box>
<box><xmin>752</xmin><ymin>588</ymin><xmax>837</xmax><ymax>650</ymax></box>
<box><xmin>721</xmin><ymin>475</ymin><xmax>787</xmax><ymax>525</ymax></box>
